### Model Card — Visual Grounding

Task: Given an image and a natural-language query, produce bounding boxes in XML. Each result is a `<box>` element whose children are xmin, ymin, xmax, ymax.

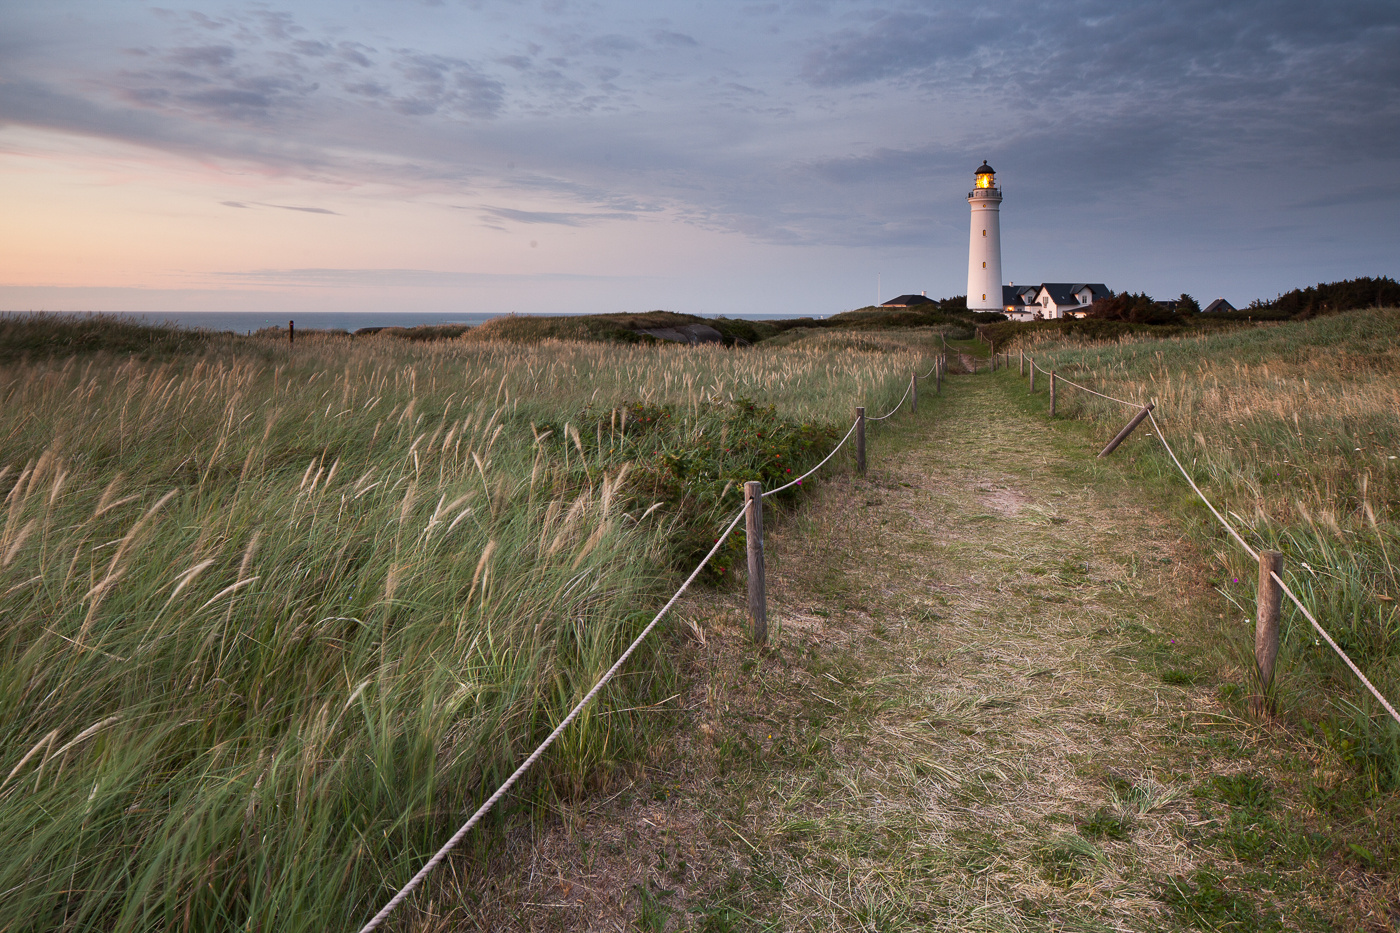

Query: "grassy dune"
<box><xmin>0</xmin><ymin>319</ymin><xmax>934</xmax><ymax>931</ymax></box>
<box><xmin>1014</xmin><ymin>308</ymin><xmax>1400</xmax><ymax>792</ymax></box>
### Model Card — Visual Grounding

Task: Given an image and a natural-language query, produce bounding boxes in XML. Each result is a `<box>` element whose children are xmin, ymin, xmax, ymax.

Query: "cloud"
<box><xmin>478</xmin><ymin>206</ymin><xmax>636</xmax><ymax>225</ymax></box>
<box><xmin>264</xmin><ymin>203</ymin><xmax>339</xmax><ymax>215</ymax></box>
<box><xmin>216</xmin><ymin>200</ymin><xmax>337</xmax><ymax>214</ymax></box>
<box><xmin>389</xmin><ymin>50</ymin><xmax>506</xmax><ymax>118</ymax></box>
<box><xmin>167</xmin><ymin>45</ymin><xmax>236</xmax><ymax>69</ymax></box>
<box><xmin>585</xmin><ymin>35</ymin><xmax>641</xmax><ymax>57</ymax></box>
<box><xmin>800</xmin><ymin>9</ymin><xmax>985</xmax><ymax>88</ymax></box>
<box><xmin>652</xmin><ymin>30</ymin><xmax>698</xmax><ymax>47</ymax></box>
<box><xmin>2</xmin><ymin>0</ymin><xmax>1396</xmax><ymax>274</ymax></box>
<box><xmin>210</xmin><ymin>267</ymin><xmax>643</xmax><ymax>286</ymax></box>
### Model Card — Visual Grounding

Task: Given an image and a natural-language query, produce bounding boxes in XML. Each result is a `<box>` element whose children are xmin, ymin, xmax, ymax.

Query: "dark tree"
<box><xmin>1259</xmin><ymin>276</ymin><xmax>1400</xmax><ymax>318</ymax></box>
<box><xmin>1087</xmin><ymin>292</ymin><xmax>1171</xmax><ymax>323</ymax></box>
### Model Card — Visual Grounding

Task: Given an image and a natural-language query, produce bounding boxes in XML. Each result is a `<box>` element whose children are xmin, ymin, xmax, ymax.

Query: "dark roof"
<box><xmin>1203</xmin><ymin>298</ymin><xmax>1237</xmax><ymax>314</ymax></box>
<box><xmin>1038</xmin><ymin>282</ymin><xmax>1110</xmax><ymax>304</ymax></box>
<box><xmin>881</xmin><ymin>294</ymin><xmax>936</xmax><ymax>307</ymax></box>
<box><xmin>975</xmin><ymin>161</ymin><xmax>995</xmax><ymax>175</ymax></box>
<box><xmin>1002</xmin><ymin>285</ymin><xmax>1034</xmax><ymax>306</ymax></box>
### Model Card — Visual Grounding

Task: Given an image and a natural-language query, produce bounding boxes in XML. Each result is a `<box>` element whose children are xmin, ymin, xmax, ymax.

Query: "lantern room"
<box><xmin>974</xmin><ymin>161</ymin><xmax>996</xmax><ymax>189</ymax></box>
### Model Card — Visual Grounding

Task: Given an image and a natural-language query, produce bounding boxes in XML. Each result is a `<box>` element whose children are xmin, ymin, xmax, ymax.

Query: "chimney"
<box><xmin>921</xmin><ymin>290</ymin><xmax>926</xmax><ymax>297</ymax></box>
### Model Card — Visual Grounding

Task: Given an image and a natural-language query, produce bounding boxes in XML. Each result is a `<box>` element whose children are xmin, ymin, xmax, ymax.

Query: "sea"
<box><xmin>14</xmin><ymin>310</ymin><xmax>824</xmax><ymax>335</ymax></box>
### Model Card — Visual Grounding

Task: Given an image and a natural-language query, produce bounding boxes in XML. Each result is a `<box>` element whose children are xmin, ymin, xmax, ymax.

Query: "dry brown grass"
<box><xmin>405</xmin><ymin>375</ymin><xmax>1388</xmax><ymax>931</ymax></box>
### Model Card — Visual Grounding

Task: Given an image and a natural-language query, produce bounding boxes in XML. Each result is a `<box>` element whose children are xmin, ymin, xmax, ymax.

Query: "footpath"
<box><xmin>448</xmin><ymin>374</ymin><xmax>1377</xmax><ymax>932</ymax></box>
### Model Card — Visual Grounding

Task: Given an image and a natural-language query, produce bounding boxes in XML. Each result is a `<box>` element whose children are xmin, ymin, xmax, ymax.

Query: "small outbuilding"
<box><xmin>880</xmin><ymin>293</ymin><xmax>937</xmax><ymax>308</ymax></box>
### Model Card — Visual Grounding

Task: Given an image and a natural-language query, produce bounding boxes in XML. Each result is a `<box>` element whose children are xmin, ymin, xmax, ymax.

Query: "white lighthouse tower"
<box><xmin>966</xmin><ymin>161</ymin><xmax>1003</xmax><ymax>311</ymax></box>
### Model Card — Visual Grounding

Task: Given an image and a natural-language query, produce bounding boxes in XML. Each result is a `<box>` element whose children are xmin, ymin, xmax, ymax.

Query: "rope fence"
<box><xmin>1020</xmin><ymin>351</ymin><xmax>1400</xmax><ymax>729</ymax></box>
<box><xmin>357</xmin><ymin>344</ymin><xmax>948</xmax><ymax>931</ymax></box>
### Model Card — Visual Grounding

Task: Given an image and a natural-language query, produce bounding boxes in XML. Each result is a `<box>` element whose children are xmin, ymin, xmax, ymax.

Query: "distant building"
<box><xmin>881</xmin><ymin>293</ymin><xmax>936</xmax><ymax>308</ymax></box>
<box><xmin>1203</xmin><ymin>298</ymin><xmax>1237</xmax><ymax>314</ymax></box>
<box><xmin>1002</xmin><ymin>283</ymin><xmax>1112</xmax><ymax>320</ymax></box>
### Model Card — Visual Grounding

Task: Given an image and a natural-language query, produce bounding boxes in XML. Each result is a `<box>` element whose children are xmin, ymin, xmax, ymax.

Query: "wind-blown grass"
<box><xmin>0</xmin><ymin>320</ymin><xmax>934</xmax><ymax>931</ymax></box>
<box><xmin>1014</xmin><ymin>308</ymin><xmax>1400</xmax><ymax>791</ymax></box>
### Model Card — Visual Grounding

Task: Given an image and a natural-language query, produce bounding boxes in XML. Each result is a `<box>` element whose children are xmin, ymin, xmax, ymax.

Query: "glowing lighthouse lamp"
<box><xmin>966</xmin><ymin>161</ymin><xmax>1003</xmax><ymax>311</ymax></box>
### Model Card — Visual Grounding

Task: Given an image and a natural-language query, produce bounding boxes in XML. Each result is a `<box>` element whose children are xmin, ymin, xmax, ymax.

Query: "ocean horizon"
<box><xmin>2</xmin><ymin>309</ymin><xmax>829</xmax><ymax>334</ymax></box>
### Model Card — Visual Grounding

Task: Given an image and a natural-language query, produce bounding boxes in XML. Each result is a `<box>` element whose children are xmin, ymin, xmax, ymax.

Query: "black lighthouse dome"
<box><xmin>975</xmin><ymin>161</ymin><xmax>995</xmax><ymax>175</ymax></box>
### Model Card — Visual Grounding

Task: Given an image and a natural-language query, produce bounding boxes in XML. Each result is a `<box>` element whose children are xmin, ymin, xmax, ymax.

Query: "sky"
<box><xmin>1</xmin><ymin>0</ymin><xmax>1397</xmax><ymax>317</ymax></box>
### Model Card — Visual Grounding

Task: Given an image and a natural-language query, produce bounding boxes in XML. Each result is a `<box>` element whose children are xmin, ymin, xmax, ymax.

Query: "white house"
<box><xmin>1001</xmin><ymin>285</ymin><xmax>1040</xmax><ymax>321</ymax></box>
<box><xmin>1005</xmin><ymin>283</ymin><xmax>1112</xmax><ymax>320</ymax></box>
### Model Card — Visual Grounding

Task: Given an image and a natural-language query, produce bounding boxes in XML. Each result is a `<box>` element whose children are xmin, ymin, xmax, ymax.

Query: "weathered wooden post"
<box><xmin>911</xmin><ymin>371</ymin><xmax>917</xmax><ymax>414</ymax></box>
<box><xmin>856</xmin><ymin>407</ymin><xmax>866</xmax><ymax>474</ymax></box>
<box><xmin>1049</xmin><ymin>370</ymin><xmax>1057</xmax><ymax>416</ymax></box>
<box><xmin>1029</xmin><ymin>361</ymin><xmax>1035</xmax><ymax>393</ymax></box>
<box><xmin>1255</xmin><ymin>551</ymin><xmax>1284</xmax><ymax>714</ymax></box>
<box><xmin>990</xmin><ymin>341</ymin><xmax>996</xmax><ymax>370</ymax></box>
<box><xmin>744</xmin><ymin>481</ymin><xmax>767</xmax><ymax>645</ymax></box>
<box><xmin>288</xmin><ymin>319</ymin><xmax>295</xmax><ymax>346</ymax></box>
<box><xmin>936</xmin><ymin>355</ymin><xmax>942</xmax><ymax>393</ymax></box>
<box><xmin>1019</xmin><ymin>348</ymin><xmax>1025</xmax><ymax>376</ymax></box>
<box><xmin>1098</xmin><ymin>403</ymin><xmax>1155</xmax><ymax>458</ymax></box>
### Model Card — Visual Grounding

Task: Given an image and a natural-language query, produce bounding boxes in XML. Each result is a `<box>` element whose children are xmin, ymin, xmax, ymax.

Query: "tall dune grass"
<box><xmin>1016</xmin><ymin>308</ymin><xmax>1400</xmax><ymax>789</ymax></box>
<box><xmin>0</xmin><ymin>322</ymin><xmax>933</xmax><ymax>931</ymax></box>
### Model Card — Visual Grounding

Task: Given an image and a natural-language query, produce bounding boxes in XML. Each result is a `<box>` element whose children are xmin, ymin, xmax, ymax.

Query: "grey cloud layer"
<box><xmin>1</xmin><ymin>0</ymin><xmax>1396</xmax><ymax>256</ymax></box>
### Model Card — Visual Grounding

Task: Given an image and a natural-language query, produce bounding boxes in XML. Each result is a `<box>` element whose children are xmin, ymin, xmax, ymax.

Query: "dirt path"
<box><xmin>442</xmin><ymin>374</ymin><xmax>1375</xmax><ymax>932</ymax></box>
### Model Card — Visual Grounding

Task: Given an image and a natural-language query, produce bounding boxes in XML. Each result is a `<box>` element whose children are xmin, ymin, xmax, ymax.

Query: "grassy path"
<box><xmin>441</xmin><ymin>372</ymin><xmax>1382</xmax><ymax>932</ymax></box>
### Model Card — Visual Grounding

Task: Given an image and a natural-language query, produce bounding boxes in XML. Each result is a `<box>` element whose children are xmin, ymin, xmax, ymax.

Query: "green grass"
<box><xmin>1002</xmin><ymin>306</ymin><xmax>1400</xmax><ymax>868</ymax></box>
<box><xmin>0</xmin><ymin>317</ymin><xmax>937</xmax><ymax>931</ymax></box>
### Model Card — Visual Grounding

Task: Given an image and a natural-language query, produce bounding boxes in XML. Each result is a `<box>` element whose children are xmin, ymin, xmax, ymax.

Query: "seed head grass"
<box><xmin>0</xmin><ymin>319</ymin><xmax>938</xmax><ymax>931</ymax></box>
<box><xmin>1013</xmin><ymin>307</ymin><xmax>1400</xmax><ymax>809</ymax></box>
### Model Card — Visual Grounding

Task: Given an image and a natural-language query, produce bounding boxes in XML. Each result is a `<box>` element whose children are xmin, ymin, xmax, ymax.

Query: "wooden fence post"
<box><xmin>1098</xmin><ymin>403</ymin><xmax>1155</xmax><ymax>458</ymax></box>
<box><xmin>990</xmin><ymin>341</ymin><xmax>996</xmax><ymax>370</ymax></box>
<box><xmin>1049</xmin><ymin>370</ymin><xmax>1057</xmax><ymax>416</ymax></box>
<box><xmin>856</xmin><ymin>407</ymin><xmax>866</xmax><ymax>474</ymax></box>
<box><xmin>1029</xmin><ymin>362</ymin><xmax>1035</xmax><ymax>393</ymax></box>
<box><xmin>745</xmin><ymin>481</ymin><xmax>767</xmax><ymax>645</ymax></box>
<box><xmin>936</xmin><ymin>356</ymin><xmax>942</xmax><ymax>393</ymax></box>
<box><xmin>1255</xmin><ymin>550</ymin><xmax>1284</xmax><ymax>714</ymax></box>
<box><xmin>911</xmin><ymin>371</ymin><xmax>917</xmax><ymax>414</ymax></box>
<box><xmin>1019</xmin><ymin>348</ymin><xmax>1024</xmax><ymax>376</ymax></box>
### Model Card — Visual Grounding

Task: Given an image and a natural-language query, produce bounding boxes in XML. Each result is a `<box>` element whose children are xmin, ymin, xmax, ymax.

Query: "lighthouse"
<box><xmin>966</xmin><ymin>161</ymin><xmax>1003</xmax><ymax>311</ymax></box>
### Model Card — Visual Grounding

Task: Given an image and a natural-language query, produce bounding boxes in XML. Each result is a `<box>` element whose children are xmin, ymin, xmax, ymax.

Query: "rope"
<box><xmin>868</xmin><ymin>378</ymin><xmax>912</xmax><ymax>422</ymax></box>
<box><xmin>357</xmin><ymin>506</ymin><xmax>748</xmax><ymax>932</ymax></box>
<box><xmin>1144</xmin><ymin>410</ymin><xmax>1400</xmax><ymax>728</ymax></box>
<box><xmin>1051</xmin><ymin>374</ymin><xmax>1139</xmax><ymax>409</ymax></box>
<box><xmin>1146</xmin><ymin>410</ymin><xmax>1258</xmax><ymax>560</ymax></box>
<box><xmin>1271</xmin><ymin>570</ymin><xmax>1400</xmax><ymax>726</ymax></box>
<box><xmin>1026</xmin><ymin>357</ymin><xmax>1138</xmax><ymax>408</ymax></box>
<box><xmin>918</xmin><ymin>357</ymin><xmax>941</xmax><ymax>381</ymax></box>
<box><xmin>763</xmin><ymin>418</ymin><xmax>859</xmax><ymax>498</ymax></box>
<box><xmin>362</xmin><ymin>365</ymin><xmax>933</xmax><ymax>928</ymax></box>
